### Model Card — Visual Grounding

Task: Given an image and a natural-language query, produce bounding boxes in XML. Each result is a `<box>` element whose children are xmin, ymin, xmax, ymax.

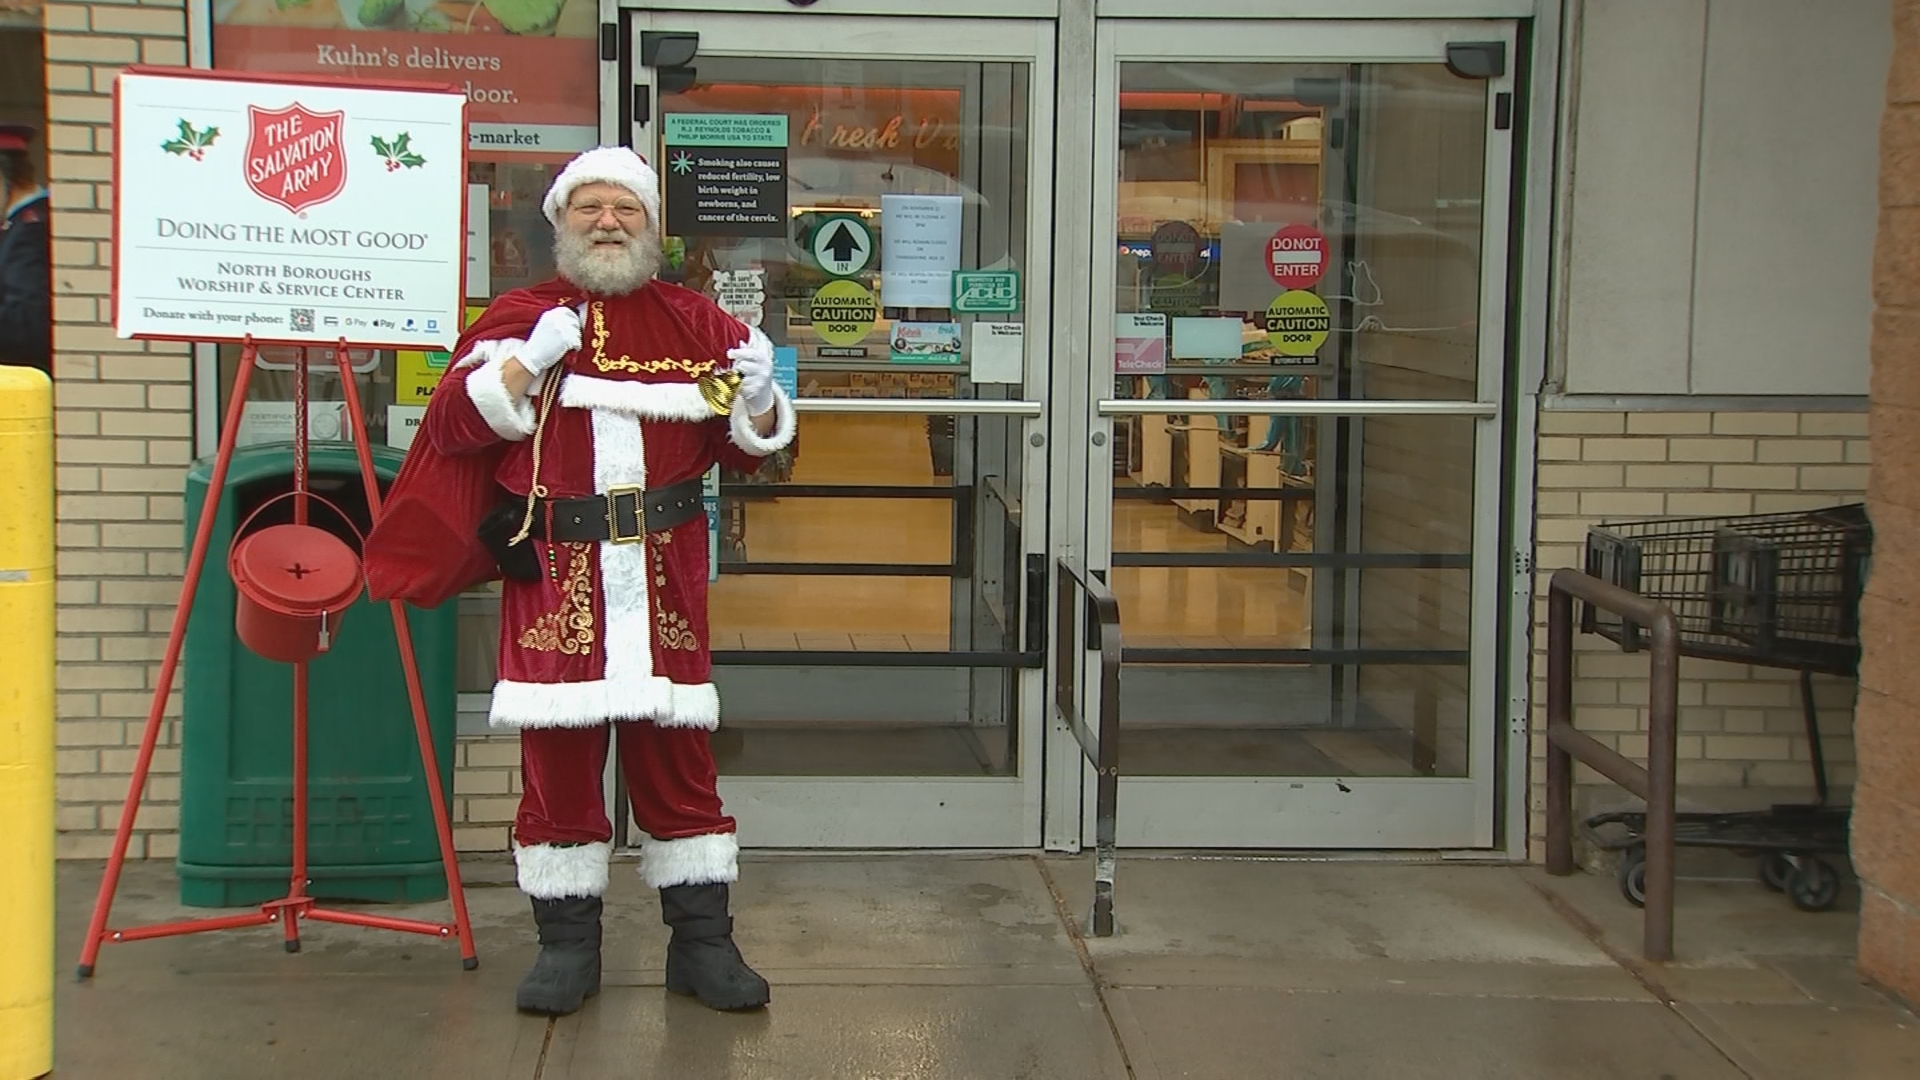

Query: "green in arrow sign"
<box><xmin>952</xmin><ymin>271</ymin><xmax>1020</xmax><ymax>313</ymax></box>
<box><xmin>810</xmin><ymin>214</ymin><xmax>873</xmax><ymax>278</ymax></box>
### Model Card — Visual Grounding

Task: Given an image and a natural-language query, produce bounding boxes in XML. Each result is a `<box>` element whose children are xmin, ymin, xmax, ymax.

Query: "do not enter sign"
<box><xmin>1267</xmin><ymin>225</ymin><xmax>1328</xmax><ymax>288</ymax></box>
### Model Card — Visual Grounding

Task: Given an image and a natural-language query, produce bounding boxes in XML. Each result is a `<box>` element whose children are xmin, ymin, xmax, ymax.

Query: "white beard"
<box><xmin>555</xmin><ymin>226</ymin><xmax>661</xmax><ymax>297</ymax></box>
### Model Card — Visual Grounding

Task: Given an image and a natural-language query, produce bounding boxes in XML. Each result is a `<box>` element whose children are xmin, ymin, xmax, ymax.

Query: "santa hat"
<box><xmin>542</xmin><ymin>146</ymin><xmax>662</xmax><ymax>228</ymax></box>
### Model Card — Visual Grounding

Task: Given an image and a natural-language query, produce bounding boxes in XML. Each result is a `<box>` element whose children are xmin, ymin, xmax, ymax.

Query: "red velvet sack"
<box><xmin>364</xmin><ymin>282</ymin><xmax>575</xmax><ymax>608</ymax></box>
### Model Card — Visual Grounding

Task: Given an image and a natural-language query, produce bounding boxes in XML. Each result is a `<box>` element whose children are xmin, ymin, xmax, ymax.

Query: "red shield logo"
<box><xmin>245</xmin><ymin>103</ymin><xmax>347</xmax><ymax>215</ymax></box>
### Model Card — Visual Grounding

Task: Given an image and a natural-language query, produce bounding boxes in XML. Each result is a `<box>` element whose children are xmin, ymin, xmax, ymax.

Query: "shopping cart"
<box><xmin>1576</xmin><ymin>504</ymin><xmax>1872</xmax><ymax>912</ymax></box>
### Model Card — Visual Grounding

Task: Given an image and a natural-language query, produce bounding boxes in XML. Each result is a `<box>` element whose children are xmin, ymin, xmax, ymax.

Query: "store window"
<box><xmin>205</xmin><ymin>1</ymin><xmax>600</xmax><ymax>701</ymax></box>
<box><xmin>0</xmin><ymin>2</ymin><xmax>44</xmax><ymax>175</ymax></box>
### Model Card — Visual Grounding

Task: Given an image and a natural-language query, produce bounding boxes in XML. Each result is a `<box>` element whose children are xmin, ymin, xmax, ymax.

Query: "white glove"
<box><xmin>728</xmin><ymin>332</ymin><xmax>777</xmax><ymax>416</ymax></box>
<box><xmin>517</xmin><ymin>304</ymin><xmax>584</xmax><ymax>377</ymax></box>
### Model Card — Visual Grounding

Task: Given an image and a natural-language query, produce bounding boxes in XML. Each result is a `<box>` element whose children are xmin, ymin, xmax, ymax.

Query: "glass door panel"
<box><xmin>1113</xmin><ymin>406</ymin><xmax>1477</xmax><ymax>779</ymax></box>
<box><xmin>623</xmin><ymin>10</ymin><xmax>1054</xmax><ymax>847</ymax></box>
<box><xmin>1078</xmin><ymin>19</ymin><xmax>1514</xmax><ymax>850</ymax></box>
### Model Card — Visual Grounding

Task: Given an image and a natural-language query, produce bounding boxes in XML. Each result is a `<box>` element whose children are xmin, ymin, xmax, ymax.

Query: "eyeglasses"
<box><xmin>568</xmin><ymin>200</ymin><xmax>647</xmax><ymax>222</ymax></box>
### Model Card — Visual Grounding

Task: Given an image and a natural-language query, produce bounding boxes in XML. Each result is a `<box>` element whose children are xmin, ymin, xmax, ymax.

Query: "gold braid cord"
<box><xmin>508</xmin><ymin>365</ymin><xmax>565</xmax><ymax>547</ymax></box>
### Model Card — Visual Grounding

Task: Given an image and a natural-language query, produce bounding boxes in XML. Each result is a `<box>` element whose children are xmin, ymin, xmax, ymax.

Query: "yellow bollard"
<box><xmin>0</xmin><ymin>366</ymin><xmax>53</xmax><ymax>1080</ymax></box>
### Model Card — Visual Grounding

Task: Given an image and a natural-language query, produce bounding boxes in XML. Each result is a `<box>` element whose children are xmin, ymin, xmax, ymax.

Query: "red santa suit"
<box><xmin>366</xmin><ymin>270</ymin><xmax>795</xmax><ymax>902</ymax></box>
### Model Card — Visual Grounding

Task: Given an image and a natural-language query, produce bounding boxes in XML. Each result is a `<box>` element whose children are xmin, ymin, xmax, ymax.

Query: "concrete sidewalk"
<box><xmin>51</xmin><ymin>854</ymin><xmax>1920</xmax><ymax>1079</ymax></box>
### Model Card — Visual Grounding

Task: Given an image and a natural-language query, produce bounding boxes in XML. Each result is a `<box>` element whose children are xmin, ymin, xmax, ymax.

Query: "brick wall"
<box><xmin>452</xmin><ymin>736</ymin><xmax>521</xmax><ymax>852</ymax></box>
<box><xmin>1857</xmin><ymin>0</ymin><xmax>1920</xmax><ymax>1009</ymax></box>
<box><xmin>1527</xmin><ymin>409</ymin><xmax>1871</xmax><ymax>859</ymax></box>
<box><xmin>44</xmin><ymin>0</ymin><xmax>194</xmax><ymax>860</ymax></box>
<box><xmin>37</xmin><ymin>4</ymin><xmax>528</xmax><ymax>862</ymax></box>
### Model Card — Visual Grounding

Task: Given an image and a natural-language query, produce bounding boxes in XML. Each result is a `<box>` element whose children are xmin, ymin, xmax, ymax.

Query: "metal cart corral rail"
<box><xmin>1578</xmin><ymin>504</ymin><xmax>1872</xmax><ymax>913</ymax></box>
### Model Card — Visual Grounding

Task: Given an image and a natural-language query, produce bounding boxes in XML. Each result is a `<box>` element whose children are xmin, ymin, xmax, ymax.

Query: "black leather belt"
<box><xmin>528</xmin><ymin>478</ymin><xmax>705</xmax><ymax>544</ymax></box>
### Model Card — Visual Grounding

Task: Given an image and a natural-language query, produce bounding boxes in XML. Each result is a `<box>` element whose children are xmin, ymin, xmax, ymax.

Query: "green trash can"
<box><xmin>177</xmin><ymin>442</ymin><xmax>459</xmax><ymax>908</ymax></box>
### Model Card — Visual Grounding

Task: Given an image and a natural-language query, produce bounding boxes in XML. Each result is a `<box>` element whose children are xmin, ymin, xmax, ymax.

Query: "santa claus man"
<box><xmin>364</xmin><ymin>146</ymin><xmax>795</xmax><ymax>1015</ymax></box>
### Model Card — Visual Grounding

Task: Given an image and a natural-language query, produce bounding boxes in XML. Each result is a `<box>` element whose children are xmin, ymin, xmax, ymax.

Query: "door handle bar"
<box><xmin>795</xmin><ymin>398</ymin><xmax>1045</xmax><ymax>416</ymax></box>
<box><xmin>1098</xmin><ymin>399</ymin><xmax>1497</xmax><ymax>417</ymax></box>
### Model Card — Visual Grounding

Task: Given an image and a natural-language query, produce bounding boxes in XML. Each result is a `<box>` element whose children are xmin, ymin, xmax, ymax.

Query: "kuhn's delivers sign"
<box><xmin>112</xmin><ymin>68</ymin><xmax>467</xmax><ymax>350</ymax></box>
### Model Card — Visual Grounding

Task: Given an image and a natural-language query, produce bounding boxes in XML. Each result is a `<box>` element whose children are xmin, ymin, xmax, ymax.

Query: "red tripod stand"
<box><xmin>77</xmin><ymin>338</ymin><xmax>478</xmax><ymax>976</ymax></box>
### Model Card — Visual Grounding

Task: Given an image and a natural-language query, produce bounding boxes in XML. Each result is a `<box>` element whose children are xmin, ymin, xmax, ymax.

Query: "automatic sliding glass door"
<box><xmin>618</xmin><ymin>8</ymin><xmax>1055</xmax><ymax>847</ymax></box>
<box><xmin>1069</xmin><ymin>18</ymin><xmax>1517</xmax><ymax>849</ymax></box>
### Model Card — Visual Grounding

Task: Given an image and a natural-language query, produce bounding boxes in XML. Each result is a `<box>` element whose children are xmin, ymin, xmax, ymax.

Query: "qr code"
<box><xmin>289</xmin><ymin>308</ymin><xmax>315</xmax><ymax>333</ymax></box>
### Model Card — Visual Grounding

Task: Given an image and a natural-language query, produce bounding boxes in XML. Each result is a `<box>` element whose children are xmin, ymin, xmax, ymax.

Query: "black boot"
<box><xmin>660</xmin><ymin>883</ymin><xmax>770</xmax><ymax>1011</ymax></box>
<box><xmin>515</xmin><ymin>896</ymin><xmax>603</xmax><ymax>1016</ymax></box>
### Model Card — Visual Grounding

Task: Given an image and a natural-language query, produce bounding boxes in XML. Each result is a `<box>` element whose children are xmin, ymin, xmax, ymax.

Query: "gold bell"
<box><xmin>698</xmin><ymin>370</ymin><xmax>743</xmax><ymax>416</ymax></box>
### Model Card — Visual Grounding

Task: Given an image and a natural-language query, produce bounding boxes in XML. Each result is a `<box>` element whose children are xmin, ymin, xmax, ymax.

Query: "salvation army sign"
<box><xmin>112</xmin><ymin>67</ymin><xmax>467</xmax><ymax>351</ymax></box>
<box><xmin>244</xmin><ymin>103</ymin><xmax>348</xmax><ymax>215</ymax></box>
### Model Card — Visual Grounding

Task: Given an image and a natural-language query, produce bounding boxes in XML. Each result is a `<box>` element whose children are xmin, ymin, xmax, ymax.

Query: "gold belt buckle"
<box><xmin>604</xmin><ymin>486</ymin><xmax>646</xmax><ymax>544</ymax></box>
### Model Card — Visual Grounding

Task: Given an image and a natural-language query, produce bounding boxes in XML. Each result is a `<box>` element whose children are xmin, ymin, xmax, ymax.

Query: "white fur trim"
<box><xmin>488</xmin><ymin>679</ymin><xmax>719</xmax><ymax>730</ymax></box>
<box><xmin>640</xmin><ymin>832</ymin><xmax>739</xmax><ymax>889</ymax></box>
<box><xmin>514</xmin><ymin>840</ymin><xmax>613</xmax><ymax>899</ymax></box>
<box><xmin>451</xmin><ymin>337</ymin><xmax>527</xmax><ymax>373</ymax></box>
<box><xmin>464</xmin><ymin>352</ymin><xmax>538</xmax><ymax>441</ymax></box>
<box><xmin>543</xmin><ymin>146</ymin><xmax>662</xmax><ymax>228</ymax></box>
<box><xmin>560</xmin><ymin>373</ymin><xmax>715</xmax><ymax>421</ymax></box>
<box><xmin>591</xmin><ymin>406</ymin><xmax>656</xmax><ymax>709</ymax></box>
<box><xmin>728</xmin><ymin>384</ymin><xmax>796</xmax><ymax>456</ymax></box>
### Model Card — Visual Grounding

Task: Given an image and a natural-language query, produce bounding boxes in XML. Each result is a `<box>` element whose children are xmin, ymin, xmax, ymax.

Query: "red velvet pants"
<box><xmin>513</xmin><ymin>722</ymin><xmax>735</xmax><ymax>847</ymax></box>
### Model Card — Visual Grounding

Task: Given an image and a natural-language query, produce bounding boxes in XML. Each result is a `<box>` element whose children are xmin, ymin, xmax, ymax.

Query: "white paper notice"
<box><xmin>387</xmin><ymin>404</ymin><xmax>427</xmax><ymax>450</ymax></box>
<box><xmin>236</xmin><ymin>401</ymin><xmax>352</xmax><ymax>448</ymax></box>
<box><xmin>970</xmin><ymin>322</ymin><xmax>1025</xmax><ymax>384</ymax></box>
<box><xmin>880</xmin><ymin>194</ymin><xmax>963</xmax><ymax>308</ymax></box>
<box><xmin>712</xmin><ymin>268</ymin><xmax>767</xmax><ymax>329</ymax></box>
<box><xmin>466</xmin><ymin>184</ymin><xmax>491</xmax><ymax>300</ymax></box>
<box><xmin>1172</xmin><ymin>317</ymin><xmax>1244</xmax><ymax>360</ymax></box>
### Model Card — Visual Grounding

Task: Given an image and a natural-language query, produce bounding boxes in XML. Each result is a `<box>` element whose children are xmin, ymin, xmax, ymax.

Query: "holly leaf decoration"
<box><xmin>162</xmin><ymin>119</ymin><xmax>219</xmax><ymax>157</ymax></box>
<box><xmin>373</xmin><ymin>133</ymin><xmax>427</xmax><ymax>170</ymax></box>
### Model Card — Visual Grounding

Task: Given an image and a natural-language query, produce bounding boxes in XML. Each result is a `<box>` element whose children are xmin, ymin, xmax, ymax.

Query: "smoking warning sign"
<box><xmin>111</xmin><ymin>68</ymin><xmax>468</xmax><ymax>350</ymax></box>
<box><xmin>1267</xmin><ymin>225</ymin><xmax>1328</xmax><ymax>289</ymax></box>
<box><xmin>1265</xmin><ymin>291</ymin><xmax>1331</xmax><ymax>358</ymax></box>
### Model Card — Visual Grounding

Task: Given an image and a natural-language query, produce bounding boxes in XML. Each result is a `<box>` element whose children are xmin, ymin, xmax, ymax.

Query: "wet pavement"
<box><xmin>48</xmin><ymin>853</ymin><xmax>1920</xmax><ymax>1079</ymax></box>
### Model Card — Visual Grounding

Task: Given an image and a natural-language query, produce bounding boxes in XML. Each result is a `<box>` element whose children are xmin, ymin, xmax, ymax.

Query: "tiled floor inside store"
<box><xmin>52</xmin><ymin>851</ymin><xmax>1920</xmax><ymax>1079</ymax></box>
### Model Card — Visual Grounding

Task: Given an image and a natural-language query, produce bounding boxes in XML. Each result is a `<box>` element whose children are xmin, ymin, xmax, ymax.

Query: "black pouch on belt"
<box><xmin>478</xmin><ymin>502</ymin><xmax>543</xmax><ymax>582</ymax></box>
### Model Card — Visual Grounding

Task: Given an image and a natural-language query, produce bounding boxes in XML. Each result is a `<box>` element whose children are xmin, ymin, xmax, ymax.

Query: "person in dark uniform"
<box><xmin>0</xmin><ymin>123</ymin><xmax>51</xmax><ymax>375</ymax></box>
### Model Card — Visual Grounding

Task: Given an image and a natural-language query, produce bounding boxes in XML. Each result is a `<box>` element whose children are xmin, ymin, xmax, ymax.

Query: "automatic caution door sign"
<box><xmin>1265</xmin><ymin>290</ymin><xmax>1331</xmax><ymax>358</ymax></box>
<box><xmin>811</xmin><ymin>214</ymin><xmax>873</xmax><ymax>277</ymax></box>
<box><xmin>808</xmin><ymin>280</ymin><xmax>877</xmax><ymax>346</ymax></box>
